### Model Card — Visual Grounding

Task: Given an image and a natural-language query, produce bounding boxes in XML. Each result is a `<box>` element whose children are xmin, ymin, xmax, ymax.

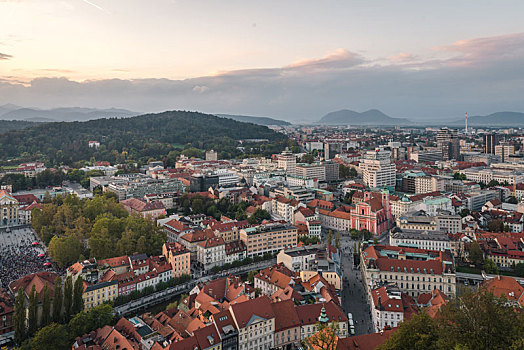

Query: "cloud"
<box><xmin>1</xmin><ymin>33</ymin><xmax>524</xmax><ymax>121</ymax></box>
<box><xmin>0</xmin><ymin>52</ymin><xmax>12</xmax><ymax>60</ymax></box>
<box><xmin>434</xmin><ymin>32</ymin><xmax>524</xmax><ymax>67</ymax></box>
<box><xmin>192</xmin><ymin>85</ymin><xmax>209</xmax><ymax>93</ymax></box>
<box><xmin>388</xmin><ymin>52</ymin><xmax>416</xmax><ymax>62</ymax></box>
<box><xmin>285</xmin><ymin>48</ymin><xmax>365</xmax><ymax>71</ymax></box>
<box><xmin>39</xmin><ymin>68</ymin><xmax>76</xmax><ymax>73</ymax></box>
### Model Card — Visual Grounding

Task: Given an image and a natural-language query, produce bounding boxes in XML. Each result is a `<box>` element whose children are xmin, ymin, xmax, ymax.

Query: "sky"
<box><xmin>1</xmin><ymin>0</ymin><xmax>524</xmax><ymax>122</ymax></box>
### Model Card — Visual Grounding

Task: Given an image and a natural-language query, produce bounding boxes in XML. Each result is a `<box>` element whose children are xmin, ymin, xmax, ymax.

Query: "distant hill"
<box><xmin>0</xmin><ymin>103</ymin><xmax>22</xmax><ymax>117</ymax></box>
<box><xmin>216</xmin><ymin>114</ymin><xmax>291</xmax><ymax>126</ymax></box>
<box><xmin>0</xmin><ymin>110</ymin><xmax>288</xmax><ymax>165</ymax></box>
<box><xmin>0</xmin><ymin>106</ymin><xmax>139</xmax><ymax>122</ymax></box>
<box><xmin>318</xmin><ymin>109</ymin><xmax>412</xmax><ymax>125</ymax></box>
<box><xmin>0</xmin><ymin>120</ymin><xmax>38</xmax><ymax>133</ymax></box>
<box><xmin>449</xmin><ymin>111</ymin><xmax>524</xmax><ymax>127</ymax></box>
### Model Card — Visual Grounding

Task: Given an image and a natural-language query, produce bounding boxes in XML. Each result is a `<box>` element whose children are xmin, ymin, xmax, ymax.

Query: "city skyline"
<box><xmin>1</xmin><ymin>1</ymin><xmax>524</xmax><ymax>120</ymax></box>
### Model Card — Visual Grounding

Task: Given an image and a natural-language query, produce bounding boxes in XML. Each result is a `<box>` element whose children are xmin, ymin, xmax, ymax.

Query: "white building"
<box><xmin>278</xmin><ymin>150</ymin><xmax>297</xmax><ymax>176</ymax></box>
<box><xmin>295</xmin><ymin>163</ymin><xmax>326</xmax><ymax>182</ymax></box>
<box><xmin>230</xmin><ymin>297</ymin><xmax>275</xmax><ymax>350</ymax></box>
<box><xmin>360</xmin><ymin>148</ymin><xmax>396</xmax><ymax>188</ymax></box>
<box><xmin>389</xmin><ymin>228</ymin><xmax>450</xmax><ymax>251</ymax></box>
<box><xmin>370</xmin><ymin>285</ymin><xmax>416</xmax><ymax>332</ymax></box>
<box><xmin>196</xmin><ymin>236</ymin><xmax>226</xmax><ymax>269</ymax></box>
<box><xmin>215</xmin><ymin>169</ymin><xmax>240</xmax><ymax>187</ymax></box>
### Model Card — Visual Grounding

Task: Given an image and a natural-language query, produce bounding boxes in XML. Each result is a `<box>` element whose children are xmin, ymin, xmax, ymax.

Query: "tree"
<box><xmin>303</xmin><ymin>321</ymin><xmax>339</xmax><ymax>350</ymax></box>
<box><xmin>327</xmin><ymin>230</ymin><xmax>333</xmax><ymax>245</ymax></box>
<box><xmin>487</xmin><ymin>219</ymin><xmax>504</xmax><ymax>232</ymax></box>
<box><xmin>63</xmin><ymin>275</ymin><xmax>73</xmax><ymax>322</ymax></box>
<box><xmin>30</xmin><ymin>323</ymin><xmax>70</xmax><ymax>350</ymax></box>
<box><xmin>515</xmin><ymin>262</ymin><xmax>524</xmax><ymax>277</ymax></box>
<box><xmin>28</xmin><ymin>285</ymin><xmax>38</xmax><ymax>336</ymax></box>
<box><xmin>487</xmin><ymin>179</ymin><xmax>500</xmax><ymax>187</ymax></box>
<box><xmin>52</xmin><ymin>277</ymin><xmax>63</xmax><ymax>323</ymax></box>
<box><xmin>248</xmin><ymin>209</ymin><xmax>271</xmax><ymax>224</ymax></box>
<box><xmin>459</xmin><ymin>208</ymin><xmax>470</xmax><ymax>218</ymax></box>
<box><xmin>507</xmin><ymin>196</ymin><xmax>519</xmax><ymax>204</ymax></box>
<box><xmin>14</xmin><ymin>287</ymin><xmax>27</xmax><ymax>344</ymax></box>
<box><xmin>378</xmin><ymin>312</ymin><xmax>438</xmax><ymax>350</ymax></box>
<box><xmin>380</xmin><ymin>289</ymin><xmax>524</xmax><ymax>350</ymax></box>
<box><xmin>48</xmin><ymin>236</ymin><xmax>84</xmax><ymax>268</ymax></box>
<box><xmin>85</xmin><ymin>303</ymin><xmax>114</xmax><ymax>331</ymax></box>
<box><xmin>335</xmin><ymin>232</ymin><xmax>341</xmax><ymax>250</ymax></box>
<box><xmin>72</xmin><ymin>276</ymin><xmax>84</xmax><ymax>314</ymax></box>
<box><xmin>437</xmin><ymin>290</ymin><xmax>524</xmax><ymax>349</ymax></box>
<box><xmin>68</xmin><ymin>304</ymin><xmax>114</xmax><ymax>339</ymax></box>
<box><xmin>468</xmin><ymin>241</ymin><xmax>484</xmax><ymax>265</ymax></box>
<box><xmin>41</xmin><ymin>283</ymin><xmax>51</xmax><ymax>328</ymax></box>
<box><xmin>165</xmin><ymin>301</ymin><xmax>179</xmax><ymax>311</ymax></box>
<box><xmin>301</xmin><ymin>153</ymin><xmax>315</xmax><ymax>164</ymax></box>
<box><xmin>247</xmin><ymin>270</ymin><xmax>258</xmax><ymax>284</ymax></box>
<box><xmin>483</xmin><ymin>258</ymin><xmax>499</xmax><ymax>274</ymax></box>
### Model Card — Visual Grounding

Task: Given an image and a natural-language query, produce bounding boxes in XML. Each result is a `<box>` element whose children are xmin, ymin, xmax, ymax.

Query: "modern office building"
<box><xmin>360</xmin><ymin>148</ymin><xmax>396</xmax><ymax>188</ymax></box>
<box><xmin>437</xmin><ymin>128</ymin><xmax>460</xmax><ymax>161</ymax></box>
<box><xmin>278</xmin><ymin>150</ymin><xmax>297</xmax><ymax>175</ymax></box>
<box><xmin>483</xmin><ymin>133</ymin><xmax>500</xmax><ymax>154</ymax></box>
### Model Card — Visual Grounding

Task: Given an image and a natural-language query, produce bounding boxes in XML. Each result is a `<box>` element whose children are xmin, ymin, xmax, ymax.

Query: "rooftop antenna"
<box><xmin>465</xmin><ymin>112</ymin><xmax>468</xmax><ymax>134</ymax></box>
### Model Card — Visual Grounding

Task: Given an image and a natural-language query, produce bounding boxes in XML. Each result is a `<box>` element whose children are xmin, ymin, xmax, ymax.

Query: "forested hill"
<box><xmin>0</xmin><ymin>120</ymin><xmax>39</xmax><ymax>133</ymax></box>
<box><xmin>0</xmin><ymin>110</ymin><xmax>289</xmax><ymax>166</ymax></box>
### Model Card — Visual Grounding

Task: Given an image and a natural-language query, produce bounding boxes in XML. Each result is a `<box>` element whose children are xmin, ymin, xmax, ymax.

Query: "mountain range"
<box><xmin>318</xmin><ymin>109</ymin><xmax>412</xmax><ymax>125</ymax></box>
<box><xmin>448</xmin><ymin>112</ymin><xmax>524</xmax><ymax>127</ymax></box>
<box><xmin>318</xmin><ymin>109</ymin><xmax>524</xmax><ymax>127</ymax></box>
<box><xmin>0</xmin><ymin>104</ymin><xmax>139</xmax><ymax>122</ymax></box>
<box><xmin>216</xmin><ymin>114</ymin><xmax>291</xmax><ymax>126</ymax></box>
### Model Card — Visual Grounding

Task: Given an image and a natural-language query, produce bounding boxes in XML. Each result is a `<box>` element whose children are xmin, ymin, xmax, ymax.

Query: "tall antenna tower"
<box><xmin>465</xmin><ymin>112</ymin><xmax>468</xmax><ymax>134</ymax></box>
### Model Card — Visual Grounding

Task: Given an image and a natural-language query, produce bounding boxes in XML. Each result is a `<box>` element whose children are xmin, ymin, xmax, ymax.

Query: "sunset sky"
<box><xmin>2</xmin><ymin>0</ymin><xmax>524</xmax><ymax>121</ymax></box>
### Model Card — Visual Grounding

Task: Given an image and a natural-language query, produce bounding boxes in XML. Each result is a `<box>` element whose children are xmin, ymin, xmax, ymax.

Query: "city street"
<box><xmin>339</xmin><ymin>236</ymin><xmax>373</xmax><ymax>335</ymax></box>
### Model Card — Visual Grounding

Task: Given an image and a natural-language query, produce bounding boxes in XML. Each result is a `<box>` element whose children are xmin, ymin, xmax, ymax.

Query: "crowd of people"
<box><xmin>0</xmin><ymin>229</ymin><xmax>55</xmax><ymax>290</ymax></box>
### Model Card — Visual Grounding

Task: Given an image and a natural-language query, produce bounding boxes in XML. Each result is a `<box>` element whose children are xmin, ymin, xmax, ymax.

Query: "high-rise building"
<box><xmin>296</xmin><ymin>163</ymin><xmax>326</xmax><ymax>181</ymax></box>
<box><xmin>324</xmin><ymin>142</ymin><xmax>343</xmax><ymax>159</ymax></box>
<box><xmin>205</xmin><ymin>149</ymin><xmax>218</xmax><ymax>161</ymax></box>
<box><xmin>495</xmin><ymin>142</ymin><xmax>515</xmax><ymax>163</ymax></box>
<box><xmin>278</xmin><ymin>150</ymin><xmax>296</xmax><ymax>175</ymax></box>
<box><xmin>483</xmin><ymin>133</ymin><xmax>500</xmax><ymax>154</ymax></box>
<box><xmin>360</xmin><ymin>148</ymin><xmax>396</xmax><ymax>188</ymax></box>
<box><xmin>437</xmin><ymin>128</ymin><xmax>460</xmax><ymax>160</ymax></box>
<box><xmin>322</xmin><ymin>161</ymin><xmax>340</xmax><ymax>182</ymax></box>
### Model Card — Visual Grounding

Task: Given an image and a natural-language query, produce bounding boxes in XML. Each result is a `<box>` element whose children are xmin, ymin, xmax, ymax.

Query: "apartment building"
<box><xmin>271</xmin><ymin>300</ymin><xmax>301</xmax><ymax>349</ymax></box>
<box><xmin>239</xmin><ymin>222</ymin><xmax>298</xmax><ymax>257</ymax></box>
<box><xmin>370</xmin><ymin>284</ymin><xmax>418</xmax><ymax>332</ymax></box>
<box><xmin>210</xmin><ymin>220</ymin><xmax>250</xmax><ymax>243</ymax></box>
<box><xmin>83</xmin><ymin>281</ymin><xmax>118</xmax><ymax>309</ymax></box>
<box><xmin>230</xmin><ymin>296</ymin><xmax>275</xmax><ymax>350</ymax></box>
<box><xmin>162</xmin><ymin>242</ymin><xmax>191</xmax><ymax>278</ymax></box>
<box><xmin>360</xmin><ymin>148</ymin><xmax>396</xmax><ymax>188</ymax></box>
<box><xmin>459</xmin><ymin>167</ymin><xmax>524</xmax><ymax>185</ymax></box>
<box><xmin>278</xmin><ymin>150</ymin><xmax>297</xmax><ymax>175</ymax></box>
<box><xmin>322</xmin><ymin>161</ymin><xmax>340</xmax><ymax>182</ymax></box>
<box><xmin>296</xmin><ymin>302</ymin><xmax>348</xmax><ymax>340</ymax></box>
<box><xmin>254</xmin><ymin>265</ymin><xmax>297</xmax><ymax>296</ymax></box>
<box><xmin>106</xmin><ymin>175</ymin><xmax>186</xmax><ymax>200</ymax></box>
<box><xmin>197</xmin><ymin>236</ymin><xmax>226</xmax><ymax>269</ymax></box>
<box><xmin>390</xmin><ymin>228</ymin><xmax>451</xmax><ymax>251</ymax></box>
<box><xmin>361</xmin><ymin>244</ymin><xmax>456</xmax><ymax>298</ymax></box>
<box><xmin>296</xmin><ymin>163</ymin><xmax>326</xmax><ymax>181</ymax></box>
<box><xmin>414</xmin><ymin>176</ymin><xmax>445</xmax><ymax>194</ymax></box>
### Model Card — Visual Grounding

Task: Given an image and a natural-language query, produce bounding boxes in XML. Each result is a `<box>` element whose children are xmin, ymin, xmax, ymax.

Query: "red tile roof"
<box><xmin>271</xmin><ymin>299</ymin><xmax>300</xmax><ymax>332</ymax></box>
<box><xmin>230</xmin><ymin>295</ymin><xmax>275</xmax><ymax>329</ymax></box>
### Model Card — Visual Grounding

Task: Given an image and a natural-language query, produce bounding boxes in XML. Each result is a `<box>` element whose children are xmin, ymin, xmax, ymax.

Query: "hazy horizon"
<box><xmin>2</xmin><ymin>1</ymin><xmax>524</xmax><ymax>121</ymax></box>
